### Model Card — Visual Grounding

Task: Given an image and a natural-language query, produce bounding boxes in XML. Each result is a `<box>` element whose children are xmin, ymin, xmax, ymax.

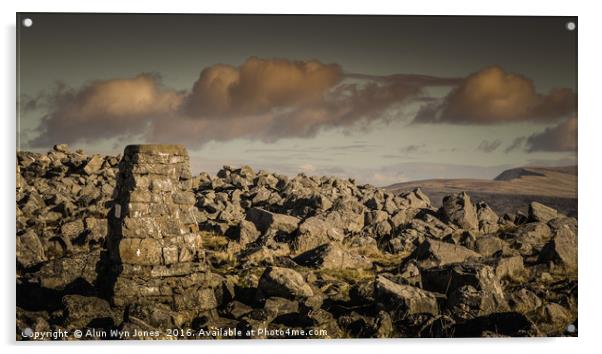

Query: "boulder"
<box><xmin>421</xmin><ymin>263</ymin><xmax>509</xmax><ymax>318</ymax></box>
<box><xmin>528</xmin><ymin>202</ymin><xmax>558</xmax><ymax>223</ymax></box>
<box><xmin>246</xmin><ymin>207</ymin><xmax>300</xmax><ymax>234</ymax></box>
<box><xmin>293</xmin><ymin>216</ymin><xmax>344</xmax><ymax>254</ymax></box>
<box><xmin>409</xmin><ymin>239</ymin><xmax>481</xmax><ymax>268</ymax></box>
<box><xmin>533</xmin><ymin>303</ymin><xmax>574</xmax><ymax>334</ymax></box>
<box><xmin>511</xmin><ymin>222</ymin><xmax>553</xmax><ymax>255</ymax></box>
<box><xmin>235</xmin><ymin>220</ymin><xmax>261</xmax><ymax>246</ymax></box>
<box><xmin>508</xmin><ymin>288</ymin><xmax>542</xmax><ymax>314</ymax></box>
<box><xmin>293</xmin><ymin>243</ymin><xmax>372</xmax><ymax>270</ymax></box>
<box><xmin>60</xmin><ymin>219</ymin><xmax>85</xmax><ymax>240</ymax></box>
<box><xmin>452</xmin><ymin>312</ymin><xmax>538</xmax><ymax>337</ymax></box>
<box><xmin>16</xmin><ymin>230</ymin><xmax>46</xmax><ymax>268</ymax></box>
<box><xmin>474</xmin><ymin>235</ymin><xmax>507</xmax><ymax>257</ymax></box>
<box><xmin>399</xmin><ymin>188</ymin><xmax>431</xmax><ymax>209</ymax></box>
<box><xmin>375</xmin><ymin>276</ymin><xmax>439</xmax><ymax>316</ymax></box>
<box><xmin>441</xmin><ymin>192</ymin><xmax>478</xmax><ymax>230</ymax></box>
<box><xmin>83</xmin><ymin>155</ymin><xmax>104</xmax><ymax>175</ymax></box>
<box><xmin>476</xmin><ymin>201</ymin><xmax>499</xmax><ymax>233</ymax></box>
<box><xmin>61</xmin><ymin>295</ymin><xmax>117</xmax><ymax>330</ymax></box>
<box><xmin>258</xmin><ymin>267</ymin><xmax>313</xmax><ymax>299</ymax></box>
<box><xmin>53</xmin><ymin>144</ymin><xmax>70</xmax><ymax>153</ymax></box>
<box><xmin>487</xmin><ymin>255</ymin><xmax>525</xmax><ymax>282</ymax></box>
<box><xmin>538</xmin><ymin>225</ymin><xmax>577</xmax><ymax>273</ymax></box>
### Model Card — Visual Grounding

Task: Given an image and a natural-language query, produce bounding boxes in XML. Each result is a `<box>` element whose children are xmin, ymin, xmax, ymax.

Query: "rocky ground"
<box><xmin>16</xmin><ymin>144</ymin><xmax>578</xmax><ymax>339</ymax></box>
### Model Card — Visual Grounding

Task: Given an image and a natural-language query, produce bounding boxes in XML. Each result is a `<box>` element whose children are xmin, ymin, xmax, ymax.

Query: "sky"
<box><xmin>17</xmin><ymin>14</ymin><xmax>578</xmax><ymax>185</ymax></box>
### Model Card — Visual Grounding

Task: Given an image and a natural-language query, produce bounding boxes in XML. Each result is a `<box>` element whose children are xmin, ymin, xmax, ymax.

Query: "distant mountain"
<box><xmin>384</xmin><ymin>166</ymin><xmax>577</xmax><ymax>216</ymax></box>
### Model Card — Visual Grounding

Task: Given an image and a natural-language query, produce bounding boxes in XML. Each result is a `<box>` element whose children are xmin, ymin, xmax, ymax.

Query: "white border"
<box><xmin>2</xmin><ymin>1</ymin><xmax>601</xmax><ymax>353</ymax></box>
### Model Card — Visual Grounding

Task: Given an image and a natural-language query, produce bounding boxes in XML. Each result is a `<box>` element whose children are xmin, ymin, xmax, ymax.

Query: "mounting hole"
<box><xmin>566</xmin><ymin>21</ymin><xmax>576</xmax><ymax>31</ymax></box>
<box><xmin>22</xmin><ymin>18</ymin><xmax>33</xmax><ymax>28</ymax></box>
<box><xmin>566</xmin><ymin>324</ymin><xmax>576</xmax><ymax>333</ymax></box>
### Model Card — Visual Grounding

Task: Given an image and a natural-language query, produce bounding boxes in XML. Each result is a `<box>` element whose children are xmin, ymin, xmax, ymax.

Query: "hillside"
<box><xmin>385</xmin><ymin>166</ymin><xmax>577</xmax><ymax>216</ymax></box>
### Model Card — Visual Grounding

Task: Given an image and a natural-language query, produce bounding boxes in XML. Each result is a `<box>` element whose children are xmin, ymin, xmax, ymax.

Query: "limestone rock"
<box><xmin>258</xmin><ymin>267</ymin><xmax>314</xmax><ymax>299</ymax></box>
<box><xmin>16</xmin><ymin>230</ymin><xmax>46</xmax><ymax>268</ymax></box>
<box><xmin>538</xmin><ymin>225</ymin><xmax>577</xmax><ymax>273</ymax></box>
<box><xmin>409</xmin><ymin>239</ymin><xmax>481</xmax><ymax>268</ymax></box>
<box><xmin>375</xmin><ymin>276</ymin><xmax>439</xmax><ymax>316</ymax></box>
<box><xmin>246</xmin><ymin>207</ymin><xmax>300</xmax><ymax>234</ymax></box>
<box><xmin>293</xmin><ymin>243</ymin><xmax>372</xmax><ymax>270</ymax></box>
<box><xmin>61</xmin><ymin>295</ymin><xmax>117</xmax><ymax>330</ymax></box>
<box><xmin>528</xmin><ymin>202</ymin><xmax>558</xmax><ymax>223</ymax></box>
<box><xmin>442</xmin><ymin>192</ymin><xmax>478</xmax><ymax>230</ymax></box>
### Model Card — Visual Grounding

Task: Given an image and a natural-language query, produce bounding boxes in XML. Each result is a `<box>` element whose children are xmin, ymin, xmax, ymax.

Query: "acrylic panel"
<box><xmin>16</xmin><ymin>13</ymin><xmax>577</xmax><ymax>340</ymax></box>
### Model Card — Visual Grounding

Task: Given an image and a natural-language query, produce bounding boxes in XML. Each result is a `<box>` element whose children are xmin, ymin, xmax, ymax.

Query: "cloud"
<box><xmin>477</xmin><ymin>139</ymin><xmax>502</xmax><ymax>153</ymax></box>
<box><xmin>400</xmin><ymin>144</ymin><xmax>428</xmax><ymax>154</ymax></box>
<box><xmin>505</xmin><ymin>137</ymin><xmax>527</xmax><ymax>153</ymax></box>
<box><xmin>27</xmin><ymin>74</ymin><xmax>183</xmax><ymax>147</ymax></box>
<box><xmin>27</xmin><ymin>57</ymin><xmax>463</xmax><ymax>148</ymax></box>
<box><xmin>414</xmin><ymin>66</ymin><xmax>576</xmax><ymax>124</ymax></box>
<box><xmin>184</xmin><ymin>57</ymin><xmax>342</xmax><ymax>117</ymax></box>
<box><xmin>526</xmin><ymin>116</ymin><xmax>577</xmax><ymax>152</ymax></box>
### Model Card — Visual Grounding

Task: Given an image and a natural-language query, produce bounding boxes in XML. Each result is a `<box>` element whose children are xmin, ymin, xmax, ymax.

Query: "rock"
<box><xmin>293</xmin><ymin>216</ymin><xmax>344</xmax><ymax>254</ymax></box>
<box><xmin>222</xmin><ymin>300</ymin><xmax>253</xmax><ymax>319</ymax></box>
<box><xmin>409</xmin><ymin>239</ymin><xmax>481</xmax><ymax>268</ymax></box>
<box><xmin>174</xmin><ymin>288</ymin><xmax>218</xmax><ymax>311</ymax></box>
<box><xmin>258</xmin><ymin>267</ymin><xmax>313</xmax><ymax>299</ymax></box>
<box><xmin>474</xmin><ymin>235</ymin><xmax>507</xmax><ymax>257</ymax></box>
<box><xmin>246</xmin><ymin>207</ymin><xmax>300</xmax><ymax>234</ymax></box>
<box><xmin>60</xmin><ymin>219</ymin><xmax>85</xmax><ymax>240</ymax></box>
<box><xmin>365</xmin><ymin>210</ymin><xmax>388</xmax><ymax>226</ymax></box>
<box><xmin>399</xmin><ymin>188</ymin><xmax>431</xmax><ymax>209</ymax></box>
<box><xmin>329</xmin><ymin>198</ymin><xmax>365</xmax><ymax>232</ymax></box>
<box><xmin>375</xmin><ymin>276</ymin><xmax>439</xmax><ymax>316</ymax></box>
<box><xmin>14</xmin><ymin>143</ymin><xmax>579</xmax><ymax>339</ymax></box>
<box><xmin>538</xmin><ymin>225</ymin><xmax>577</xmax><ymax>273</ymax></box>
<box><xmin>511</xmin><ymin>222</ymin><xmax>553</xmax><ymax>255</ymax></box>
<box><xmin>16</xmin><ymin>230</ymin><xmax>46</xmax><ymax>268</ymax></box>
<box><xmin>26</xmin><ymin>249</ymin><xmax>101</xmax><ymax>290</ymax></box>
<box><xmin>441</xmin><ymin>192</ymin><xmax>478</xmax><ymax>230</ymax></box>
<box><xmin>534</xmin><ymin>303</ymin><xmax>574</xmax><ymax>334</ymax></box>
<box><xmin>84</xmin><ymin>217</ymin><xmax>108</xmax><ymax>242</ymax></box>
<box><xmin>53</xmin><ymin>144</ymin><xmax>70</xmax><ymax>153</ymax></box>
<box><xmin>373</xmin><ymin>310</ymin><xmax>394</xmax><ymax>338</ymax></box>
<box><xmin>407</xmin><ymin>214</ymin><xmax>454</xmax><ymax>239</ymax></box>
<box><xmin>293</xmin><ymin>243</ymin><xmax>372</xmax><ymax>270</ymax></box>
<box><xmin>390</xmin><ymin>208</ymin><xmax>420</xmax><ymax>228</ymax></box>
<box><xmin>452</xmin><ymin>312</ymin><xmax>538</xmax><ymax>337</ymax></box>
<box><xmin>487</xmin><ymin>255</ymin><xmax>525</xmax><ymax>282</ymax></box>
<box><xmin>421</xmin><ymin>263</ymin><xmax>509</xmax><ymax>318</ymax></box>
<box><xmin>83</xmin><ymin>155</ymin><xmax>104</xmax><ymax>175</ymax></box>
<box><xmin>61</xmin><ymin>295</ymin><xmax>116</xmax><ymax>329</ymax></box>
<box><xmin>235</xmin><ymin>220</ymin><xmax>261</xmax><ymax>246</ymax></box>
<box><xmin>263</xmin><ymin>297</ymin><xmax>300</xmax><ymax>319</ymax></box>
<box><xmin>528</xmin><ymin>202</ymin><xmax>558</xmax><ymax>223</ymax></box>
<box><xmin>508</xmin><ymin>288</ymin><xmax>542</xmax><ymax>314</ymax></box>
<box><xmin>476</xmin><ymin>201</ymin><xmax>499</xmax><ymax>233</ymax></box>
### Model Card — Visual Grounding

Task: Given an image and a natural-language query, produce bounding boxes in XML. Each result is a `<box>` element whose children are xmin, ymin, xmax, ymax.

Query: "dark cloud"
<box><xmin>526</xmin><ymin>116</ymin><xmax>577</xmax><ymax>152</ymax></box>
<box><xmin>414</xmin><ymin>66</ymin><xmax>576</xmax><ymax>124</ymax></box>
<box><xmin>505</xmin><ymin>137</ymin><xmax>527</xmax><ymax>153</ymax></box>
<box><xmin>477</xmin><ymin>139</ymin><xmax>502</xmax><ymax>153</ymax></box>
<box><xmin>27</xmin><ymin>57</ymin><xmax>462</xmax><ymax>148</ymax></box>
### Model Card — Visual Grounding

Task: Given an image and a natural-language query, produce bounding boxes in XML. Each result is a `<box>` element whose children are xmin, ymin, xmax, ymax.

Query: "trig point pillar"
<box><xmin>108</xmin><ymin>144</ymin><xmax>217</xmax><ymax>311</ymax></box>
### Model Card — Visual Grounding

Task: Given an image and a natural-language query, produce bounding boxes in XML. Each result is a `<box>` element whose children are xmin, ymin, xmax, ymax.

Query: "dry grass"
<box><xmin>200</xmin><ymin>231</ymin><xmax>229</xmax><ymax>250</ymax></box>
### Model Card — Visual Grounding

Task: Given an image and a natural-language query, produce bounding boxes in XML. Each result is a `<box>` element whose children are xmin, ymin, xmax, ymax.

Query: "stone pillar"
<box><xmin>108</xmin><ymin>145</ymin><xmax>217</xmax><ymax>311</ymax></box>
